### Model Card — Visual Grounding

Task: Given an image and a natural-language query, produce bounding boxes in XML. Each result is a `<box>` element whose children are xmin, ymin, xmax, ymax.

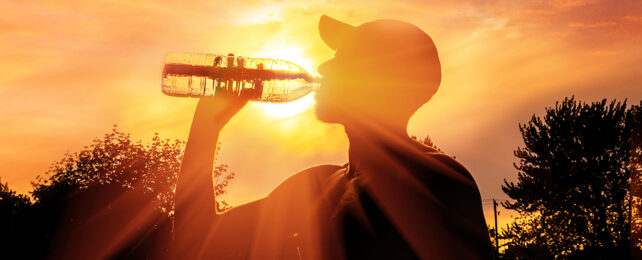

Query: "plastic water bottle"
<box><xmin>161</xmin><ymin>52</ymin><xmax>319</xmax><ymax>103</ymax></box>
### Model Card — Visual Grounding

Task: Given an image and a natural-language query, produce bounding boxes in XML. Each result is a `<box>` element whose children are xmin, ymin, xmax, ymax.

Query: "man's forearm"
<box><xmin>173</xmin><ymin>106</ymin><xmax>224</xmax><ymax>253</ymax></box>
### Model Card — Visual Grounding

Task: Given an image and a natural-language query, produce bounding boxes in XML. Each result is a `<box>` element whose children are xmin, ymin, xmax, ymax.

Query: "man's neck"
<box><xmin>344</xmin><ymin>121</ymin><xmax>411</xmax><ymax>174</ymax></box>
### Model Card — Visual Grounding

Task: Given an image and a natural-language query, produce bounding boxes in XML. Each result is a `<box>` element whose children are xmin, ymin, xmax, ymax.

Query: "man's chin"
<box><xmin>314</xmin><ymin>104</ymin><xmax>339</xmax><ymax>124</ymax></box>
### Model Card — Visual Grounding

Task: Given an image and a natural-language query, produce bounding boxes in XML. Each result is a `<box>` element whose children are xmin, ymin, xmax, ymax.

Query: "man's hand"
<box><xmin>195</xmin><ymin>87</ymin><xmax>252</xmax><ymax>128</ymax></box>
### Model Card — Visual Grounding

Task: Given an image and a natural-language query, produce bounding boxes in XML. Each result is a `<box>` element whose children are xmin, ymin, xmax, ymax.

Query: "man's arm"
<box><xmin>173</xmin><ymin>92</ymin><xmax>249</xmax><ymax>257</ymax></box>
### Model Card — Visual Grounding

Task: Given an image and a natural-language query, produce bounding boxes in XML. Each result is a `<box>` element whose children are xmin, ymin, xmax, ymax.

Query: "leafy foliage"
<box><xmin>0</xmin><ymin>126</ymin><xmax>235</xmax><ymax>258</ymax></box>
<box><xmin>501</xmin><ymin>97</ymin><xmax>638</xmax><ymax>257</ymax></box>
<box><xmin>411</xmin><ymin>135</ymin><xmax>443</xmax><ymax>152</ymax></box>
<box><xmin>630</xmin><ymin>101</ymin><xmax>642</xmax><ymax>256</ymax></box>
<box><xmin>0</xmin><ymin>178</ymin><xmax>32</xmax><ymax>233</ymax></box>
<box><xmin>31</xmin><ymin>125</ymin><xmax>233</xmax><ymax>213</ymax></box>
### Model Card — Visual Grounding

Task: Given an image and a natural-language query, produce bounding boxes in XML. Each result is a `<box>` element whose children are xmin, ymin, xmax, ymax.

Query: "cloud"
<box><xmin>567</xmin><ymin>21</ymin><xmax>618</xmax><ymax>28</ymax></box>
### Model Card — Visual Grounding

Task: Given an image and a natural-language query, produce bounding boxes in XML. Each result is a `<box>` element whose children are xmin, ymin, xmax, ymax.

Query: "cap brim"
<box><xmin>319</xmin><ymin>15</ymin><xmax>355</xmax><ymax>51</ymax></box>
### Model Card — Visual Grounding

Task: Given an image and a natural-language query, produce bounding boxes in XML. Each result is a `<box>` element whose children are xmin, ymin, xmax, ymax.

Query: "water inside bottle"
<box><xmin>161</xmin><ymin>52</ymin><xmax>318</xmax><ymax>103</ymax></box>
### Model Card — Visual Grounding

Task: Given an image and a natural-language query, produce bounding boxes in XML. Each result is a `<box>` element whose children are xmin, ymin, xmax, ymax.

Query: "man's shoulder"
<box><xmin>424</xmin><ymin>151</ymin><xmax>470</xmax><ymax>177</ymax></box>
<box><xmin>404</xmin><ymin>143</ymin><xmax>477</xmax><ymax>188</ymax></box>
<box><xmin>268</xmin><ymin>164</ymin><xmax>345</xmax><ymax>198</ymax></box>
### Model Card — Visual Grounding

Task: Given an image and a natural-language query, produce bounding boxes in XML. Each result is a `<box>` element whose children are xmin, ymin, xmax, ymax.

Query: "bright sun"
<box><xmin>253</xmin><ymin>46</ymin><xmax>317</xmax><ymax>119</ymax></box>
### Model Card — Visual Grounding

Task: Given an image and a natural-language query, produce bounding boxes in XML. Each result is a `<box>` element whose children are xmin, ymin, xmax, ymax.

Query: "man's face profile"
<box><xmin>314</xmin><ymin>46</ymin><xmax>364</xmax><ymax>124</ymax></box>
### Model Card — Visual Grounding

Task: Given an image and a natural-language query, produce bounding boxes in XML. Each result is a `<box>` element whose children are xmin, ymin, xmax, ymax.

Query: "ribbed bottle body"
<box><xmin>161</xmin><ymin>52</ymin><xmax>318</xmax><ymax>103</ymax></box>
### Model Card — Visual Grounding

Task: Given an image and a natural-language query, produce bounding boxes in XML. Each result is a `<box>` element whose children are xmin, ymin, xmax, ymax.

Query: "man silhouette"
<box><xmin>173</xmin><ymin>15</ymin><xmax>493</xmax><ymax>260</ymax></box>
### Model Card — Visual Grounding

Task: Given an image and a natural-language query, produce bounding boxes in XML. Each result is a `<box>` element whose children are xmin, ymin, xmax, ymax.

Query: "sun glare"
<box><xmin>252</xmin><ymin>45</ymin><xmax>318</xmax><ymax>119</ymax></box>
<box><xmin>270</xmin><ymin>46</ymin><xmax>316</xmax><ymax>76</ymax></box>
<box><xmin>256</xmin><ymin>94</ymin><xmax>315</xmax><ymax>119</ymax></box>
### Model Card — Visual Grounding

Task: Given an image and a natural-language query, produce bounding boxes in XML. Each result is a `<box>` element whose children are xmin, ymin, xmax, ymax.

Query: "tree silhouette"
<box><xmin>630</xmin><ymin>101</ymin><xmax>642</xmax><ymax>258</ymax></box>
<box><xmin>0</xmin><ymin>178</ymin><xmax>31</xmax><ymax>225</ymax></box>
<box><xmin>0</xmin><ymin>126</ymin><xmax>235</xmax><ymax>259</ymax></box>
<box><xmin>501</xmin><ymin>97</ymin><xmax>639</xmax><ymax>258</ymax></box>
<box><xmin>0</xmin><ymin>178</ymin><xmax>33</xmax><ymax>254</ymax></box>
<box><xmin>32</xmin><ymin>126</ymin><xmax>233</xmax><ymax>214</ymax></box>
<box><xmin>411</xmin><ymin>135</ymin><xmax>443</xmax><ymax>152</ymax></box>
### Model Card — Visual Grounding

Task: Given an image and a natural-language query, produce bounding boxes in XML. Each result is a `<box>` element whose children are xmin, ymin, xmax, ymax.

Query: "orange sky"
<box><xmin>1</xmin><ymin>0</ymin><xmax>641</xmax><ymax>229</ymax></box>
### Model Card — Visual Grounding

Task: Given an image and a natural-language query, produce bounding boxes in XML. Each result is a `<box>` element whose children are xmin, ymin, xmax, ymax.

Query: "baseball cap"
<box><xmin>318</xmin><ymin>15</ymin><xmax>441</xmax><ymax>91</ymax></box>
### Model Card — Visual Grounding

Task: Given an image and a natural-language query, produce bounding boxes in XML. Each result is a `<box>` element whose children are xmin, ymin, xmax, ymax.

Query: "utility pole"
<box><xmin>493</xmin><ymin>199</ymin><xmax>499</xmax><ymax>259</ymax></box>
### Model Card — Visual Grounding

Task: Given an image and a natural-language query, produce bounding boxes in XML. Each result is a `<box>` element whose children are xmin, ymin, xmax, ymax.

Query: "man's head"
<box><xmin>315</xmin><ymin>15</ymin><xmax>441</xmax><ymax>128</ymax></box>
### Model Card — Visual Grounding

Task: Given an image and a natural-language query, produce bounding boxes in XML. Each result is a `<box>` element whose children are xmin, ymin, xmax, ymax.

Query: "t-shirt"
<box><xmin>205</xmin><ymin>140</ymin><xmax>494</xmax><ymax>260</ymax></box>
